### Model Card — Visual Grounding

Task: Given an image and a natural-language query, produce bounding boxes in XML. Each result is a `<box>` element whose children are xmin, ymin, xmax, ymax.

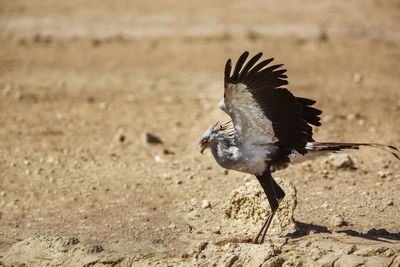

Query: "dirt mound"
<box><xmin>223</xmin><ymin>177</ymin><xmax>298</xmax><ymax>236</ymax></box>
<box><xmin>2</xmin><ymin>234</ymin><xmax>131</xmax><ymax>266</ymax></box>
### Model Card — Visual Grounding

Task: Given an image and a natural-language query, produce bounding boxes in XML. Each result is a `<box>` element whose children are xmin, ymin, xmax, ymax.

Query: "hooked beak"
<box><xmin>199</xmin><ymin>144</ymin><xmax>207</xmax><ymax>154</ymax></box>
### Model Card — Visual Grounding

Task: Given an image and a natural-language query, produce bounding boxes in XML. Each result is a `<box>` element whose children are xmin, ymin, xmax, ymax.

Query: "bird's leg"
<box><xmin>253</xmin><ymin>171</ymin><xmax>285</xmax><ymax>244</ymax></box>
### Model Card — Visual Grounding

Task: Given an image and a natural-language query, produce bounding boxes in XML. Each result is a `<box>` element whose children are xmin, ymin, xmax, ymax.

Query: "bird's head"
<box><xmin>199</xmin><ymin>122</ymin><xmax>230</xmax><ymax>154</ymax></box>
<box><xmin>199</xmin><ymin>126</ymin><xmax>214</xmax><ymax>154</ymax></box>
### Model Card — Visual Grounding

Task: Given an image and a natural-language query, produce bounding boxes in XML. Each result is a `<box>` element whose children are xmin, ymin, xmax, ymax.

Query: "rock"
<box><xmin>354</xmin><ymin>247</ymin><xmax>388</xmax><ymax>256</ymax></box>
<box><xmin>113</xmin><ymin>128</ymin><xmax>126</xmax><ymax>144</ymax></box>
<box><xmin>194</xmin><ymin>242</ymin><xmax>279</xmax><ymax>267</ymax></box>
<box><xmin>2</xmin><ymin>235</ymin><xmax>124</xmax><ymax>266</ymax></box>
<box><xmin>377</xmin><ymin>170</ymin><xmax>390</xmax><ymax>178</ymax></box>
<box><xmin>98</xmin><ymin>102</ymin><xmax>107</xmax><ymax>109</ymax></box>
<box><xmin>154</xmin><ymin>155</ymin><xmax>163</xmax><ymax>162</ymax></box>
<box><xmin>327</xmin><ymin>154</ymin><xmax>356</xmax><ymax>170</ymax></box>
<box><xmin>201</xmin><ymin>200</ymin><xmax>211</xmax><ymax>209</ymax></box>
<box><xmin>321</xmin><ymin>202</ymin><xmax>329</xmax><ymax>208</ymax></box>
<box><xmin>330</xmin><ymin>214</ymin><xmax>347</xmax><ymax>227</ymax></box>
<box><xmin>126</xmin><ymin>94</ymin><xmax>135</xmax><ymax>102</ymax></box>
<box><xmin>143</xmin><ymin>132</ymin><xmax>163</xmax><ymax>144</ymax></box>
<box><xmin>87</xmin><ymin>244</ymin><xmax>104</xmax><ymax>253</ymax></box>
<box><xmin>352</xmin><ymin>73</ymin><xmax>363</xmax><ymax>83</ymax></box>
<box><xmin>192</xmin><ymin>241</ymin><xmax>208</xmax><ymax>253</ymax></box>
<box><xmin>223</xmin><ymin>177</ymin><xmax>298</xmax><ymax>236</ymax></box>
<box><xmin>163</xmin><ymin>173</ymin><xmax>172</xmax><ymax>180</ymax></box>
<box><xmin>322</xmin><ymin>115</ymin><xmax>333</xmax><ymax>123</ymax></box>
<box><xmin>386</xmin><ymin>200</ymin><xmax>394</xmax><ymax>206</ymax></box>
<box><xmin>336</xmin><ymin>255</ymin><xmax>365</xmax><ymax>266</ymax></box>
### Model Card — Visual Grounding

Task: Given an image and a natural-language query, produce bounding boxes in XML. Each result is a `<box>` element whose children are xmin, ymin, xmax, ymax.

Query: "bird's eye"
<box><xmin>202</xmin><ymin>138</ymin><xmax>209</xmax><ymax>145</ymax></box>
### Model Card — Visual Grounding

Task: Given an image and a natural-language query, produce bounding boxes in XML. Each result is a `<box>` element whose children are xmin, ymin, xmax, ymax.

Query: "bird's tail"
<box><xmin>306</xmin><ymin>142</ymin><xmax>400</xmax><ymax>160</ymax></box>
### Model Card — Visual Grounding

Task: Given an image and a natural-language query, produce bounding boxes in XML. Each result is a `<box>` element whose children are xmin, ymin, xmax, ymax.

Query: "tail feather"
<box><xmin>306</xmin><ymin>142</ymin><xmax>400</xmax><ymax>160</ymax></box>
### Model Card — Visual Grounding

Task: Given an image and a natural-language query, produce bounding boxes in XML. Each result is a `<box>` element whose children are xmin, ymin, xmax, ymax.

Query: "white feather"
<box><xmin>225</xmin><ymin>83</ymin><xmax>276</xmax><ymax>145</ymax></box>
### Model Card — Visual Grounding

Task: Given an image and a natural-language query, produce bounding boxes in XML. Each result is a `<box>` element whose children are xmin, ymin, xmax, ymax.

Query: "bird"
<box><xmin>198</xmin><ymin>51</ymin><xmax>400</xmax><ymax>244</ymax></box>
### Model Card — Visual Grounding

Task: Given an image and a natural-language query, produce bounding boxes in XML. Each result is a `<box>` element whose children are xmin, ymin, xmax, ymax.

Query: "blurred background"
<box><xmin>1</xmin><ymin>0</ymin><xmax>400</xmax><ymax>264</ymax></box>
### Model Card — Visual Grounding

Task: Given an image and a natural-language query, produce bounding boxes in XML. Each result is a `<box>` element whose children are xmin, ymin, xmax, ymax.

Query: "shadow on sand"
<box><xmin>287</xmin><ymin>221</ymin><xmax>400</xmax><ymax>243</ymax></box>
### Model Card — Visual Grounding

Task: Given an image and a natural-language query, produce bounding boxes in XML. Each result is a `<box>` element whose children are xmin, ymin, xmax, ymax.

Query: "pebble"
<box><xmin>87</xmin><ymin>244</ymin><xmax>104</xmax><ymax>253</ymax></box>
<box><xmin>143</xmin><ymin>132</ymin><xmax>163</xmax><ymax>144</ymax></box>
<box><xmin>322</xmin><ymin>115</ymin><xmax>333</xmax><ymax>123</ymax></box>
<box><xmin>113</xmin><ymin>128</ymin><xmax>125</xmax><ymax>144</ymax></box>
<box><xmin>201</xmin><ymin>200</ymin><xmax>211</xmax><ymax>209</ymax></box>
<box><xmin>2</xmin><ymin>84</ymin><xmax>12</xmax><ymax>96</ymax></box>
<box><xmin>192</xmin><ymin>241</ymin><xmax>208</xmax><ymax>253</ymax></box>
<box><xmin>377</xmin><ymin>170</ymin><xmax>390</xmax><ymax>178</ymax></box>
<box><xmin>327</xmin><ymin>154</ymin><xmax>356</xmax><ymax>170</ymax></box>
<box><xmin>163</xmin><ymin>173</ymin><xmax>172</xmax><ymax>180</ymax></box>
<box><xmin>98</xmin><ymin>102</ymin><xmax>107</xmax><ymax>110</ymax></box>
<box><xmin>126</xmin><ymin>95</ymin><xmax>135</xmax><ymax>102</ymax></box>
<box><xmin>346</xmin><ymin>114</ymin><xmax>356</xmax><ymax>121</ymax></box>
<box><xmin>321</xmin><ymin>202</ymin><xmax>329</xmax><ymax>208</ymax></box>
<box><xmin>352</xmin><ymin>73</ymin><xmax>363</xmax><ymax>83</ymax></box>
<box><xmin>330</xmin><ymin>214</ymin><xmax>347</xmax><ymax>227</ymax></box>
<box><xmin>387</xmin><ymin>200</ymin><xmax>394</xmax><ymax>206</ymax></box>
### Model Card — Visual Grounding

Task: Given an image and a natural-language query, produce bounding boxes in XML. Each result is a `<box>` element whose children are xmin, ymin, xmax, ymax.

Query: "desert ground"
<box><xmin>1</xmin><ymin>0</ymin><xmax>400</xmax><ymax>266</ymax></box>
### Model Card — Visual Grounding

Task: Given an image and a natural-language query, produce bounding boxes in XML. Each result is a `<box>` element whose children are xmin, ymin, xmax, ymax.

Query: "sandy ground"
<box><xmin>1</xmin><ymin>0</ymin><xmax>400</xmax><ymax>266</ymax></box>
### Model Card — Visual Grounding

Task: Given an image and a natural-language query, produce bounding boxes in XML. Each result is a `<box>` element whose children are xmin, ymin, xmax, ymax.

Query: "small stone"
<box><xmin>384</xmin><ymin>249</ymin><xmax>395</xmax><ymax>257</ymax></box>
<box><xmin>143</xmin><ymin>132</ymin><xmax>163</xmax><ymax>144</ymax></box>
<box><xmin>192</xmin><ymin>241</ymin><xmax>208</xmax><ymax>253</ymax></box>
<box><xmin>2</xmin><ymin>84</ymin><xmax>12</xmax><ymax>96</ymax></box>
<box><xmin>201</xmin><ymin>200</ymin><xmax>211</xmax><ymax>209</ymax></box>
<box><xmin>113</xmin><ymin>128</ymin><xmax>125</xmax><ymax>144</ymax></box>
<box><xmin>328</xmin><ymin>154</ymin><xmax>356</xmax><ymax>170</ymax></box>
<box><xmin>322</xmin><ymin>115</ymin><xmax>333</xmax><ymax>123</ymax></box>
<box><xmin>212</xmin><ymin>226</ymin><xmax>221</xmax><ymax>234</ymax></box>
<box><xmin>176</xmin><ymin>180</ymin><xmax>183</xmax><ymax>184</ymax></box>
<box><xmin>126</xmin><ymin>94</ymin><xmax>135</xmax><ymax>102</ymax></box>
<box><xmin>377</xmin><ymin>170</ymin><xmax>389</xmax><ymax>178</ymax></box>
<box><xmin>330</xmin><ymin>214</ymin><xmax>347</xmax><ymax>227</ymax></box>
<box><xmin>56</xmin><ymin>113</ymin><xmax>64</xmax><ymax>120</ymax></box>
<box><xmin>154</xmin><ymin>155</ymin><xmax>163</xmax><ymax>162</ymax></box>
<box><xmin>98</xmin><ymin>102</ymin><xmax>107</xmax><ymax>109</ymax></box>
<box><xmin>352</xmin><ymin>73</ymin><xmax>363</xmax><ymax>83</ymax></box>
<box><xmin>321</xmin><ymin>202</ymin><xmax>329</xmax><ymax>208</ymax></box>
<box><xmin>387</xmin><ymin>200</ymin><xmax>394</xmax><ymax>206</ymax></box>
<box><xmin>346</xmin><ymin>114</ymin><xmax>356</xmax><ymax>121</ymax></box>
<box><xmin>181</xmin><ymin>252</ymin><xmax>189</xmax><ymax>258</ymax></box>
<box><xmin>340</xmin><ymin>244</ymin><xmax>357</xmax><ymax>255</ymax></box>
<box><xmin>163</xmin><ymin>173</ymin><xmax>172</xmax><ymax>180</ymax></box>
<box><xmin>87</xmin><ymin>244</ymin><xmax>104</xmax><ymax>253</ymax></box>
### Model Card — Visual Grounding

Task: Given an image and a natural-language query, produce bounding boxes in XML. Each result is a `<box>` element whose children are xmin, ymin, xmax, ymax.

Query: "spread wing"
<box><xmin>224</xmin><ymin>51</ymin><xmax>322</xmax><ymax>155</ymax></box>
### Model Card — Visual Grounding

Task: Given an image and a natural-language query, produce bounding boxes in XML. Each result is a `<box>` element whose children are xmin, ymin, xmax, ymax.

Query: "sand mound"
<box><xmin>223</xmin><ymin>177</ymin><xmax>298</xmax><ymax>236</ymax></box>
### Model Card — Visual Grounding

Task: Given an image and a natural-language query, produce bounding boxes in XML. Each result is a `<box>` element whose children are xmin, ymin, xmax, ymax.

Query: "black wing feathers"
<box><xmin>239</xmin><ymin>52</ymin><xmax>263</xmax><ymax>80</ymax></box>
<box><xmin>231</xmin><ymin>52</ymin><xmax>249</xmax><ymax>80</ymax></box>
<box><xmin>225</xmin><ymin>51</ymin><xmax>322</xmax><ymax>155</ymax></box>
